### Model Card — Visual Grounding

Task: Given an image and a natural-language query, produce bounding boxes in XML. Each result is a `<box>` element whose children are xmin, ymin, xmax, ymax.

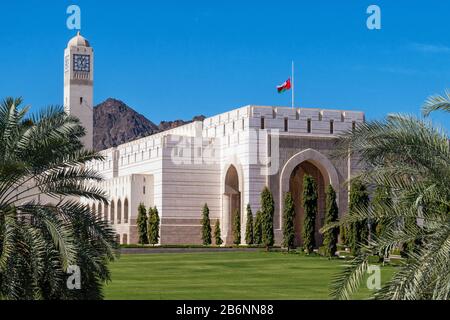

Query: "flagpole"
<box><xmin>291</xmin><ymin>61</ymin><xmax>295</xmax><ymax>109</ymax></box>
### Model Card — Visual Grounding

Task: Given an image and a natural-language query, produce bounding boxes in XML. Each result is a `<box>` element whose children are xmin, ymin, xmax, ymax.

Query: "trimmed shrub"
<box><xmin>254</xmin><ymin>210</ymin><xmax>263</xmax><ymax>245</ymax></box>
<box><xmin>348</xmin><ymin>180</ymin><xmax>370</xmax><ymax>255</ymax></box>
<box><xmin>302</xmin><ymin>174</ymin><xmax>317</xmax><ymax>254</ymax></box>
<box><xmin>136</xmin><ymin>203</ymin><xmax>148</xmax><ymax>245</ymax></box>
<box><xmin>232</xmin><ymin>208</ymin><xmax>241</xmax><ymax>245</ymax></box>
<box><xmin>201</xmin><ymin>203</ymin><xmax>212</xmax><ymax>245</ymax></box>
<box><xmin>245</xmin><ymin>204</ymin><xmax>254</xmax><ymax>245</ymax></box>
<box><xmin>340</xmin><ymin>225</ymin><xmax>349</xmax><ymax>247</ymax></box>
<box><xmin>323</xmin><ymin>185</ymin><xmax>339</xmax><ymax>257</ymax></box>
<box><xmin>148</xmin><ymin>206</ymin><xmax>160</xmax><ymax>245</ymax></box>
<box><xmin>214</xmin><ymin>220</ymin><xmax>223</xmax><ymax>246</ymax></box>
<box><xmin>261</xmin><ymin>187</ymin><xmax>275</xmax><ymax>250</ymax></box>
<box><xmin>282</xmin><ymin>192</ymin><xmax>295</xmax><ymax>251</ymax></box>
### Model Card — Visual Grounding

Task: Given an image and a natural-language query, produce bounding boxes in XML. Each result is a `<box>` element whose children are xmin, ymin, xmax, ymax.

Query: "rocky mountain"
<box><xmin>93</xmin><ymin>98</ymin><xmax>205</xmax><ymax>151</ymax></box>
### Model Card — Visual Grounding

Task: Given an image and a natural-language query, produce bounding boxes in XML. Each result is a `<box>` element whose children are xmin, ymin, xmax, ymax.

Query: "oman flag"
<box><xmin>277</xmin><ymin>78</ymin><xmax>291</xmax><ymax>94</ymax></box>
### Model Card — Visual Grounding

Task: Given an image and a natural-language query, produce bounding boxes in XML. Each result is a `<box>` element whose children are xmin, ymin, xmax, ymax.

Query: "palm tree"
<box><xmin>0</xmin><ymin>98</ymin><xmax>118</xmax><ymax>300</ymax></box>
<box><xmin>323</xmin><ymin>90</ymin><xmax>450</xmax><ymax>300</ymax></box>
<box><xmin>422</xmin><ymin>90</ymin><xmax>450</xmax><ymax>116</ymax></box>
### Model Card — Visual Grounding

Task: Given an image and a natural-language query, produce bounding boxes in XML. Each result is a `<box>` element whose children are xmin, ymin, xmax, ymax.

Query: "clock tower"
<box><xmin>64</xmin><ymin>31</ymin><xmax>94</xmax><ymax>149</ymax></box>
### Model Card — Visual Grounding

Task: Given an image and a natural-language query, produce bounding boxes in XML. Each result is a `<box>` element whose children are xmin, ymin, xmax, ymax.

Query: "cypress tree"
<box><xmin>254</xmin><ymin>210</ymin><xmax>263</xmax><ymax>245</ymax></box>
<box><xmin>340</xmin><ymin>225</ymin><xmax>349</xmax><ymax>247</ymax></box>
<box><xmin>261</xmin><ymin>186</ymin><xmax>275</xmax><ymax>250</ymax></box>
<box><xmin>148</xmin><ymin>206</ymin><xmax>160</xmax><ymax>245</ymax></box>
<box><xmin>302</xmin><ymin>174</ymin><xmax>317</xmax><ymax>254</ymax></box>
<box><xmin>282</xmin><ymin>192</ymin><xmax>295</xmax><ymax>251</ymax></box>
<box><xmin>323</xmin><ymin>185</ymin><xmax>339</xmax><ymax>257</ymax></box>
<box><xmin>245</xmin><ymin>204</ymin><xmax>254</xmax><ymax>245</ymax></box>
<box><xmin>136</xmin><ymin>203</ymin><xmax>148</xmax><ymax>245</ymax></box>
<box><xmin>201</xmin><ymin>203</ymin><xmax>212</xmax><ymax>245</ymax></box>
<box><xmin>373</xmin><ymin>185</ymin><xmax>392</xmax><ymax>238</ymax></box>
<box><xmin>214</xmin><ymin>220</ymin><xmax>223</xmax><ymax>246</ymax></box>
<box><xmin>232</xmin><ymin>208</ymin><xmax>241</xmax><ymax>245</ymax></box>
<box><xmin>348</xmin><ymin>180</ymin><xmax>370</xmax><ymax>255</ymax></box>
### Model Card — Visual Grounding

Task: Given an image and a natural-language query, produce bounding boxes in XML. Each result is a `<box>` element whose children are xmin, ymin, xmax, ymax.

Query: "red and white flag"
<box><xmin>277</xmin><ymin>78</ymin><xmax>292</xmax><ymax>94</ymax></box>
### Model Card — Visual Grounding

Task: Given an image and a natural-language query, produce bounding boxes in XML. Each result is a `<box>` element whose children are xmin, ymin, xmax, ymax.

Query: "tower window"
<box><xmin>307</xmin><ymin>119</ymin><xmax>312</xmax><ymax>133</ymax></box>
<box><xmin>284</xmin><ymin>118</ymin><xmax>289</xmax><ymax>132</ymax></box>
<box><xmin>261</xmin><ymin>117</ymin><xmax>265</xmax><ymax>130</ymax></box>
<box><xmin>330</xmin><ymin>120</ymin><xmax>334</xmax><ymax>134</ymax></box>
<box><xmin>352</xmin><ymin>121</ymin><xmax>356</xmax><ymax>131</ymax></box>
<box><xmin>80</xmin><ymin>97</ymin><xmax>83</xmax><ymax>105</ymax></box>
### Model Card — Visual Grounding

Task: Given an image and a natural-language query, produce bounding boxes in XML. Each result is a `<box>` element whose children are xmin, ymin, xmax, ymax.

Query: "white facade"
<box><xmin>67</xmin><ymin>33</ymin><xmax>365</xmax><ymax>245</ymax></box>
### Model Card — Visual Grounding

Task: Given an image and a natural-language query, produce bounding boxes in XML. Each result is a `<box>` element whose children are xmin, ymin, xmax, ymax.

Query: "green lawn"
<box><xmin>104</xmin><ymin>251</ymin><xmax>395</xmax><ymax>300</ymax></box>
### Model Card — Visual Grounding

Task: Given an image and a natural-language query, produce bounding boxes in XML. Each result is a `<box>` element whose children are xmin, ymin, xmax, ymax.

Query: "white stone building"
<box><xmin>64</xmin><ymin>33</ymin><xmax>365</xmax><ymax>245</ymax></box>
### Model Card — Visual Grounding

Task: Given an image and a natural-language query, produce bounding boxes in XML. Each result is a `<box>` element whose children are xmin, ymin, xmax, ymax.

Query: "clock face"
<box><xmin>73</xmin><ymin>54</ymin><xmax>90</xmax><ymax>72</ymax></box>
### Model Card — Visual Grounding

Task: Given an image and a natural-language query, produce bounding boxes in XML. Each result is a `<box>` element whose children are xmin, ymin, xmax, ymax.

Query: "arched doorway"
<box><xmin>279</xmin><ymin>149</ymin><xmax>340</xmax><ymax>249</ymax></box>
<box><xmin>223</xmin><ymin>165</ymin><xmax>241</xmax><ymax>244</ymax></box>
<box><xmin>290</xmin><ymin>161</ymin><xmax>326</xmax><ymax>247</ymax></box>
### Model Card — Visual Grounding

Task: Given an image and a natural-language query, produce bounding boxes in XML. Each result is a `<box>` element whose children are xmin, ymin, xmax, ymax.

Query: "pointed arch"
<box><xmin>117</xmin><ymin>199</ymin><xmax>122</xmax><ymax>224</ymax></box>
<box><xmin>279</xmin><ymin>148</ymin><xmax>340</xmax><ymax>230</ymax></box>
<box><xmin>124</xmin><ymin>198</ymin><xmax>129</xmax><ymax>224</ymax></box>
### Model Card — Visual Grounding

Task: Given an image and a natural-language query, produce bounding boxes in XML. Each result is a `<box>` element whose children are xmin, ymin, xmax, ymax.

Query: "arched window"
<box><xmin>124</xmin><ymin>198</ymin><xmax>129</xmax><ymax>224</ymax></box>
<box><xmin>110</xmin><ymin>201</ymin><xmax>115</xmax><ymax>224</ymax></box>
<box><xmin>104</xmin><ymin>203</ymin><xmax>109</xmax><ymax>221</ymax></box>
<box><xmin>98</xmin><ymin>203</ymin><xmax>103</xmax><ymax>220</ymax></box>
<box><xmin>117</xmin><ymin>199</ymin><xmax>122</xmax><ymax>224</ymax></box>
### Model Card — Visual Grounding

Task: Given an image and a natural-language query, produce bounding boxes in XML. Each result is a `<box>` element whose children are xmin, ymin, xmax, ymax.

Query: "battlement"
<box><xmin>202</xmin><ymin>105</ymin><xmax>365</xmax><ymax>137</ymax></box>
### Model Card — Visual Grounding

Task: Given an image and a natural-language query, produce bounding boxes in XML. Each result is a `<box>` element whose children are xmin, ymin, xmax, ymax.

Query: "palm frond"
<box><xmin>422</xmin><ymin>90</ymin><xmax>450</xmax><ymax>117</ymax></box>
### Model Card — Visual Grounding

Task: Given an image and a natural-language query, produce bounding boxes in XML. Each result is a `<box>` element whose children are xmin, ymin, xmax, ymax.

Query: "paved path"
<box><xmin>120</xmin><ymin>247</ymin><xmax>271</xmax><ymax>254</ymax></box>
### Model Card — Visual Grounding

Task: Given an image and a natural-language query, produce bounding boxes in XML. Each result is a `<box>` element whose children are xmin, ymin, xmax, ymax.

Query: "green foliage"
<box><xmin>348</xmin><ymin>180</ymin><xmax>370</xmax><ymax>255</ymax></box>
<box><xmin>245</xmin><ymin>204</ymin><xmax>254</xmax><ymax>245</ymax></box>
<box><xmin>340</xmin><ymin>225</ymin><xmax>349</xmax><ymax>246</ymax></box>
<box><xmin>282</xmin><ymin>192</ymin><xmax>295</xmax><ymax>250</ymax></box>
<box><xmin>232</xmin><ymin>209</ymin><xmax>241</xmax><ymax>245</ymax></box>
<box><xmin>201</xmin><ymin>203</ymin><xmax>212</xmax><ymax>245</ymax></box>
<box><xmin>148</xmin><ymin>207</ymin><xmax>160</xmax><ymax>245</ymax></box>
<box><xmin>322</xmin><ymin>185</ymin><xmax>339</xmax><ymax>257</ymax></box>
<box><xmin>260</xmin><ymin>187</ymin><xmax>275</xmax><ymax>249</ymax></box>
<box><xmin>325</xmin><ymin>94</ymin><xmax>450</xmax><ymax>300</ymax></box>
<box><xmin>372</xmin><ymin>185</ymin><xmax>392</xmax><ymax>240</ymax></box>
<box><xmin>136</xmin><ymin>203</ymin><xmax>148</xmax><ymax>245</ymax></box>
<box><xmin>214</xmin><ymin>220</ymin><xmax>223</xmax><ymax>246</ymax></box>
<box><xmin>253</xmin><ymin>210</ymin><xmax>263</xmax><ymax>245</ymax></box>
<box><xmin>0</xmin><ymin>98</ymin><xmax>117</xmax><ymax>300</ymax></box>
<box><xmin>302</xmin><ymin>175</ymin><xmax>317</xmax><ymax>254</ymax></box>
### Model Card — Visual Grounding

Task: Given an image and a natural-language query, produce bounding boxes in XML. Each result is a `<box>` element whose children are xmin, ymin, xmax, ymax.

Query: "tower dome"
<box><xmin>68</xmin><ymin>31</ymin><xmax>90</xmax><ymax>48</ymax></box>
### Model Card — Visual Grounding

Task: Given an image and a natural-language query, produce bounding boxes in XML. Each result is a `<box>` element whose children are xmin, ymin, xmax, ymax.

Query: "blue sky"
<box><xmin>0</xmin><ymin>0</ymin><xmax>449</xmax><ymax>127</ymax></box>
